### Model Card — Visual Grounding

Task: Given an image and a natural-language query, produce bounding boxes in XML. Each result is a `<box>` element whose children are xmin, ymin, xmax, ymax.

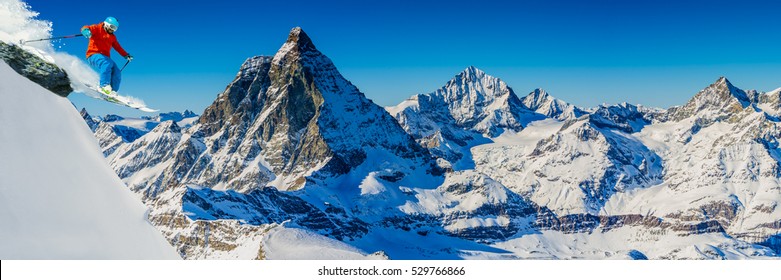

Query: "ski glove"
<box><xmin>81</xmin><ymin>28</ymin><xmax>91</xmax><ymax>39</ymax></box>
<box><xmin>124</xmin><ymin>54</ymin><xmax>134</xmax><ymax>62</ymax></box>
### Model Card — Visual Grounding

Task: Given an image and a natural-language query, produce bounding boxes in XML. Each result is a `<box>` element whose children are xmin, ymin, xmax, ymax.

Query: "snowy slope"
<box><xmin>261</xmin><ymin>226</ymin><xmax>387</xmax><ymax>260</ymax></box>
<box><xmin>474</xmin><ymin>116</ymin><xmax>664</xmax><ymax>215</ymax></box>
<box><xmin>0</xmin><ymin>61</ymin><xmax>179</xmax><ymax>259</ymax></box>
<box><xmin>604</xmin><ymin>104</ymin><xmax>781</xmax><ymax>243</ymax></box>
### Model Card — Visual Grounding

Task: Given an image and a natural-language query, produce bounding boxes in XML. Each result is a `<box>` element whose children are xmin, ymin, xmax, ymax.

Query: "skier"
<box><xmin>81</xmin><ymin>16</ymin><xmax>133</xmax><ymax>95</ymax></box>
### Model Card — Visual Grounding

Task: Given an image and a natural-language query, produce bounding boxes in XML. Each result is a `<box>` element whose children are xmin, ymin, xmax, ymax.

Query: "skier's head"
<box><xmin>103</xmin><ymin>17</ymin><xmax>119</xmax><ymax>33</ymax></box>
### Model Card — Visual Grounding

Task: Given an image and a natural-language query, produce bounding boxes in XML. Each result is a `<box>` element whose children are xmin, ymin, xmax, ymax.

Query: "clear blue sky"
<box><xmin>27</xmin><ymin>0</ymin><xmax>781</xmax><ymax>117</ymax></box>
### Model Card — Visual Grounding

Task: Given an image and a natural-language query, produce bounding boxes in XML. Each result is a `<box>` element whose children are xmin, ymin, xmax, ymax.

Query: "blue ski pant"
<box><xmin>87</xmin><ymin>54</ymin><xmax>121</xmax><ymax>91</ymax></box>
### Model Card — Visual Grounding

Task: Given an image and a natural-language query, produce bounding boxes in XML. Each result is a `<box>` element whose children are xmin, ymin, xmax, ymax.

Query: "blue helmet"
<box><xmin>104</xmin><ymin>16</ymin><xmax>119</xmax><ymax>32</ymax></box>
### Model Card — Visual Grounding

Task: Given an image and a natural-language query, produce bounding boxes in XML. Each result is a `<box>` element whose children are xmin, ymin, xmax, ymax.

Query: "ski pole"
<box><xmin>120</xmin><ymin>60</ymin><xmax>131</xmax><ymax>72</ymax></box>
<box><xmin>20</xmin><ymin>34</ymin><xmax>84</xmax><ymax>45</ymax></box>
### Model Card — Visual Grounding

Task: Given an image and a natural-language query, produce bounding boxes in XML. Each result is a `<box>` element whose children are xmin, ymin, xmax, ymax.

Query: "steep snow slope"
<box><xmin>0</xmin><ymin>61</ymin><xmax>179</xmax><ymax>259</ymax></box>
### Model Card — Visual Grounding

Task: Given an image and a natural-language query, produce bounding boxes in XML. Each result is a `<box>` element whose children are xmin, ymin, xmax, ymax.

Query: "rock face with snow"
<box><xmin>81</xmin><ymin>109</ymin><xmax>199</xmax><ymax>157</ymax></box>
<box><xmin>386</xmin><ymin>67</ymin><xmax>542</xmax><ymax>169</ymax></box>
<box><xmin>520</xmin><ymin>88</ymin><xmax>586</xmax><ymax>120</ymax></box>
<box><xmin>624</xmin><ymin>78</ymin><xmax>781</xmax><ymax>251</ymax></box>
<box><xmin>80</xmin><ymin>108</ymin><xmax>100</xmax><ymax>131</ymax></box>
<box><xmin>0</xmin><ymin>58</ymin><xmax>178</xmax><ymax>259</ymax></box>
<box><xmin>588</xmin><ymin>103</ymin><xmax>657</xmax><ymax>133</ymax></box>
<box><xmin>397</xmin><ymin>170</ymin><xmax>539</xmax><ymax>242</ymax></box>
<box><xmin>665</xmin><ymin>77</ymin><xmax>752</xmax><ymax>122</ymax></box>
<box><xmin>474</xmin><ymin>115</ymin><xmax>664</xmax><ymax>215</ymax></box>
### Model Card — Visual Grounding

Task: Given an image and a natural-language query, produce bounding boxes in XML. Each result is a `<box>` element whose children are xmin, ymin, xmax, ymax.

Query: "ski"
<box><xmin>83</xmin><ymin>84</ymin><xmax>158</xmax><ymax>113</ymax></box>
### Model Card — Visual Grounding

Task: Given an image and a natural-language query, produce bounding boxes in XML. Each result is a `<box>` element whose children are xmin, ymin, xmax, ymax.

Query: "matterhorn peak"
<box><xmin>272</xmin><ymin>27</ymin><xmax>322</xmax><ymax>66</ymax></box>
<box><xmin>284</xmin><ymin>27</ymin><xmax>316</xmax><ymax>51</ymax></box>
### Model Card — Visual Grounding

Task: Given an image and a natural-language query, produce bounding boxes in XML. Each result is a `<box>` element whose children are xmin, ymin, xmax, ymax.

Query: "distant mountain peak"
<box><xmin>520</xmin><ymin>88</ymin><xmax>585</xmax><ymax>120</ymax></box>
<box><xmin>440</xmin><ymin>66</ymin><xmax>512</xmax><ymax>100</ymax></box>
<box><xmin>459</xmin><ymin>66</ymin><xmax>485</xmax><ymax>79</ymax></box>
<box><xmin>666</xmin><ymin>76</ymin><xmax>751</xmax><ymax>121</ymax></box>
<box><xmin>522</xmin><ymin>88</ymin><xmax>551</xmax><ymax>110</ymax></box>
<box><xmin>152</xmin><ymin>120</ymin><xmax>182</xmax><ymax>134</ymax></box>
<box><xmin>707</xmin><ymin>76</ymin><xmax>748</xmax><ymax>103</ymax></box>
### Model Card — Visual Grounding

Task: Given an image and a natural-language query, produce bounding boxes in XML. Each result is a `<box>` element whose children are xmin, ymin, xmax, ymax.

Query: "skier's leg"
<box><xmin>87</xmin><ymin>54</ymin><xmax>112</xmax><ymax>88</ymax></box>
<box><xmin>110</xmin><ymin>59</ymin><xmax>122</xmax><ymax>92</ymax></box>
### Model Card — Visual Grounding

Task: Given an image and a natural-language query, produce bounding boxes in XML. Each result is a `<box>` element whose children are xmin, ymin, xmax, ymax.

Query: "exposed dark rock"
<box><xmin>0</xmin><ymin>41</ymin><xmax>72</xmax><ymax>96</ymax></box>
<box><xmin>182</xmin><ymin>187</ymin><xmax>369</xmax><ymax>240</ymax></box>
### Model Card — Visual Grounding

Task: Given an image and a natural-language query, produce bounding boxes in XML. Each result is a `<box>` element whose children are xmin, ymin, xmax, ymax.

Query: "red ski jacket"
<box><xmin>82</xmin><ymin>22</ymin><xmax>128</xmax><ymax>59</ymax></box>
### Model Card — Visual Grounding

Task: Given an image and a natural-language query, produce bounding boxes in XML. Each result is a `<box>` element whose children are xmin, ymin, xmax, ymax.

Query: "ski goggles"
<box><xmin>105</xmin><ymin>22</ymin><xmax>118</xmax><ymax>32</ymax></box>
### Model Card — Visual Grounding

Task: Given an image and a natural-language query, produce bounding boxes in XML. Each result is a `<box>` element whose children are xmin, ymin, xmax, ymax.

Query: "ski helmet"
<box><xmin>104</xmin><ymin>17</ymin><xmax>119</xmax><ymax>32</ymax></box>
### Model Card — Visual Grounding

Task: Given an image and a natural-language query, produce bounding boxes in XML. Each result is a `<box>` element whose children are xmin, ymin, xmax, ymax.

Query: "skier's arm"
<box><xmin>112</xmin><ymin>39</ymin><xmax>130</xmax><ymax>58</ymax></box>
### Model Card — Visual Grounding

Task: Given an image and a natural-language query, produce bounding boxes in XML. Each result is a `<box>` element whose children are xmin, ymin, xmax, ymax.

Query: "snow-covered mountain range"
<box><xmin>5</xmin><ymin>24</ymin><xmax>778</xmax><ymax>259</ymax></box>
<box><xmin>79</xmin><ymin>27</ymin><xmax>781</xmax><ymax>260</ymax></box>
<box><xmin>80</xmin><ymin>108</ymin><xmax>198</xmax><ymax>156</ymax></box>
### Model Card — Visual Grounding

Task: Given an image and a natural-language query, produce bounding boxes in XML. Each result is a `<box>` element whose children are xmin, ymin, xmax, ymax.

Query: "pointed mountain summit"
<box><xmin>389</xmin><ymin>66</ymin><xmax>533</xmax><ymax>138</ymax></box>
<box><xmin>272</xmin><ymin>27</ymin><xmax>319</xmax><ymax>63</ymax></box>
<box><xmin>520</xmin><ymin>88</ymin><xmax>586</xmax><ymax>120</ymax></box>
<box><xmin>521</xmin><ymin>88</ymin><xmax>551</xmax><ymax>110</ymax></box>
<box><xmin>80</xmin><ymin>107</ymin><xmax>100</xmax><ymax>132</ymax></box>
<box><xmin>387</xmin><ymin>66</ymin><xmax>542</xmax><ymax>170</ymax></box>
<box><xmin>667</xmin><ymin>76</ymin><xmax>752</xmax><ymax>122</ymax></box>
<box><xmin>435</xmin><ymin>66</ymin><xmax>530</xmax><ymax>136</ymax></box>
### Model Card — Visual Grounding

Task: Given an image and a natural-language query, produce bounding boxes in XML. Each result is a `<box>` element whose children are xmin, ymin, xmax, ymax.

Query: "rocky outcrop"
<box><xmin>182</xmin><ymin>187</ymin><xmax>369</xmax><ymax>241</ymax></box>
<box><xmin>0</xmin><ymin>41</ymin><xmax>71</xmax><ymax>96</ymax></box>
<box><xmin>80</xmin><ymin>108</ymin><xmax>100</xmax><ymax>131</ymax></box>
<box><xmin>588</xmin><ymin>103</ymin><xmax>656</xmax><ymax>133</ymax></box>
